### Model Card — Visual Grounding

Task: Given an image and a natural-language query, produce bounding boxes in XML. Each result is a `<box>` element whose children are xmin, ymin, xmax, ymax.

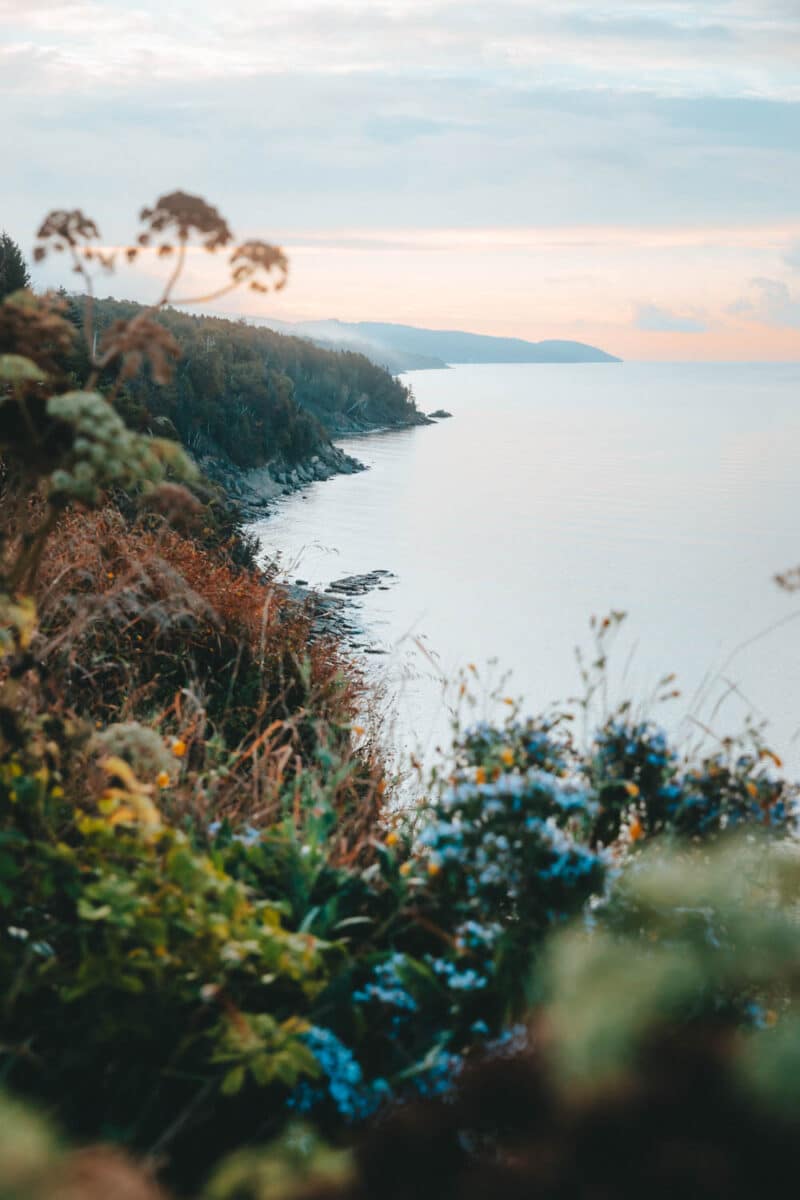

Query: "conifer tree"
<box><xmin>0</xmin><ymin>231</ymin><xmax>31</xmax><ymax>299</ymax></box>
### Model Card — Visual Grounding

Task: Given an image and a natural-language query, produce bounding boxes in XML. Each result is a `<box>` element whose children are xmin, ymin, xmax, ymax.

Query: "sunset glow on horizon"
<box><xmin>4</xmin><ymin>0</ymin><xmax>800</xmax><ymax>360</ymax></box>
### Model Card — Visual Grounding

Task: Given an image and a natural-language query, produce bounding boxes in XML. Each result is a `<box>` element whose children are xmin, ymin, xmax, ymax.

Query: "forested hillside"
<box><xmin>65</xmin><ymin>297</ymin><xmax>422</xmax><ymax>469</ymax></box>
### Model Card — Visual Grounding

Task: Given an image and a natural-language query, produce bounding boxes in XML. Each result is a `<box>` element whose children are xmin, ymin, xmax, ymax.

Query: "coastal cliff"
<box><xmin>65</xmin><ymin>295</ymin><xmax>430</xmax><ymax>513</ymax></box>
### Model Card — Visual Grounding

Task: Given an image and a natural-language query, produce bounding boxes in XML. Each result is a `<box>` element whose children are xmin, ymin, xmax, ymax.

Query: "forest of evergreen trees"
<box><xmin>65</xmin><ymin>297</ymin><xmax>421</xmax><ymax>469</ymax></box>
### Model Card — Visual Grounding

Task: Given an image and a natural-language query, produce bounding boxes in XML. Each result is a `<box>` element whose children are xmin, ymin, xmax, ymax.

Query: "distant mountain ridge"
<box><xmin>247</xmin><ymin>316</ymin><xmax>620</xmax><ymax>372</ymax></box>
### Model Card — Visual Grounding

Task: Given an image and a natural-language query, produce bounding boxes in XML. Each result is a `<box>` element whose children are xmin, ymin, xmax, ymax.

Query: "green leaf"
<box><xmin>221</xmin><ymin>1065</ymin><xmax>246</xmax><ymax>1096</ymax></box>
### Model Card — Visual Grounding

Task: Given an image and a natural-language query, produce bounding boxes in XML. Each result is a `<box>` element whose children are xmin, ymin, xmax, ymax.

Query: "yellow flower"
<box><xmin>502</xmin><ymin>697</ymin><xmax>515</xmax><ymax>707</ymax></box>
<box><xmin>500</xmin><ymin>748</ymin><xmax>514</xmax><ymax>767</ymax></box>
<box><xmin>156</xmin><ymin>771</ymin><xmax>171</xmax><ymax>788</ymax></box>
<box><xmin>746</xmin><ymin>781</ymin><xmax>759</xmax><ymax>799</ymax></box>
<box><xmin>106</xmin><ymin>571</ymin><xmax>114</xmax><ymax>580</ymax></box>
<box><xmin>399</xmin><ymin>861</ymin><xmax>413</xmax><ymax>877</ymax></box>
<box><xmin>51</xmin><ymin>786</ymin><xmax>64</xmax><ymax>799</ymax></box>
<box><xmin>427</xmin><ymin>860</ymin><xmax>441</xmax><ymax>877</ymax></box>
<box><xmin>385</xmin><ymin>831</ymin><xmax>399</xmax><ymax>847</ymax></box>
<box><xmin>352</xmin><ymin>725</ymin><xmax>365</xmax><ymax>737</ymax></box>
<box><xmin>624</xmin><ymin>781</ymin><xmax>640</xmax><ymax>798</ymax></box>
<box><xmin>629</xmin><ymin>815</ymin><xmax>644</xmax><ymax>843</ymax></box>
<box><xmin>171</xmin><ymin>738</ymin><xmax>187</xmax><ymax>758</ymax></box>
<box><xmin>475</xmin><ymin>766</ymin><xmax>487</xmax><ymax>785</ymax></box>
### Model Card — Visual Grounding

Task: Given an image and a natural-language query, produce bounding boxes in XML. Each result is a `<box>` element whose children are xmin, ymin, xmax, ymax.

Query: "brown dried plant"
<box><xmin>1</xmin><ymin>191</ymin><xmax>290</xmax><ymax>594</ymax></box>
<box><xmin>32</xmin><ymin>189</ymin><xmax>289</xmax><ymax>395</ymax></box>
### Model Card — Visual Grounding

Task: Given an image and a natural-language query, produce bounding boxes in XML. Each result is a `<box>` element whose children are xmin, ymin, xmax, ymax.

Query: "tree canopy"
<box><xmin>66</xmin><ymin>296</ymin><xmax>420</xmax><ymax>469</ymax></box>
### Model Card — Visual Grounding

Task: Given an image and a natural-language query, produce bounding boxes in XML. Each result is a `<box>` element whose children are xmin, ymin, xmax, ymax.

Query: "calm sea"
<box><xmin>250</xmin><ymin>362</ymin><xmax>800</xmax><ymax>774</ymax></box>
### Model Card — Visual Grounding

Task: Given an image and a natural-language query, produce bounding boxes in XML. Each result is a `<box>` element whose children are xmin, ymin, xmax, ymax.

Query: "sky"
<box><xmin>2</xmin><ymin>0</ymin><xmax>800</xmax><ymax>360</ymax></box>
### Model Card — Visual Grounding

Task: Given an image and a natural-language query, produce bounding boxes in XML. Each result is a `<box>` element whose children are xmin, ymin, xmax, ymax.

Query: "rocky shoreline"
<box><xmin>199</xmin><ymin>413</ymin><xmax>438</xmax><ymax>520</ymax></box>
<box><xmin>285</xmin><ymin>572</ymin><xmax>397</xmax><ymax>656</ymax></box>
<box><xmin>198</xmin><ymin>441</ymin><xmax>365</xmax><ymax>520</ymax></box>
<box><xmin>211</xmin><ymin>411</ymin><xmax>449</xmax><ymax>650</ymax></box>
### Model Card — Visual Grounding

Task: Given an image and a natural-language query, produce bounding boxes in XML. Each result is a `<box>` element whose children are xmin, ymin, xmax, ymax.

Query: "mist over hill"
<box><xmin>248</xmin><ymin>316</ymin><xmax>620</xmax><ymax>372</ymax></box>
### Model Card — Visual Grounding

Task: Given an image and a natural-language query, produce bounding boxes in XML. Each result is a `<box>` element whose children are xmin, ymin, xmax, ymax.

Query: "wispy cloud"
<box><xmin>634</xmin><ymin>303</ymin><xmax>709</xmax><ymax>333</ymax></box>
<box><xmin>730</xmin><ymin>278</ymin><xmax>800</xmax><ymax>329</ymax></box>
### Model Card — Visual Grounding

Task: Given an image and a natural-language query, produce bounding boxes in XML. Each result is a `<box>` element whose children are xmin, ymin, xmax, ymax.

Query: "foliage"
<box><xmin>0</xmin><ymin>735</ymin><xmax>328</xmax><ymax>1175</ymax></box>
<box><xmin>67</xmin><ymin>296</ymin><xmax>421</xmax><ymax>468</ymax></box>
<box><xmin>268</xmin><ymin>843</ymin><xmax>800</xmax><ymax>1200</ymax></box>
<box><xmin>0</xmin><ymin>233</ymin><xmax>30</xmax><ymax>300</ymax></box>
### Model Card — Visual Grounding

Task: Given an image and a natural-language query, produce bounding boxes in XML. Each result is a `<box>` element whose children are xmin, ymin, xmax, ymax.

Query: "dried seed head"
<box><xmin>99</xmin><ymin>315</ymin><xmax>181</xmax><ymax>385</ymax></box>
<box><xmin>139</xmin><ymin>191</ymin><xmax>233</xmax><ymax>251</ymax></box>
<box><xmin>35</xmin><ymin>209</ymin><xmax>103</xmax><ymax>262</ymax></box>
<box><xmin>230</xmin><ymin>239</ymin><xmax>289</xmax><ymax>292</ymax></box>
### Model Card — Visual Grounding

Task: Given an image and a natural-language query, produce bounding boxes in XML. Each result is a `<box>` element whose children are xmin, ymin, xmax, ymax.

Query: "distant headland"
<box><xmin>248</xmin><ymin>316</ymin><xmax>621</xmax><ymax>373</ymax></box>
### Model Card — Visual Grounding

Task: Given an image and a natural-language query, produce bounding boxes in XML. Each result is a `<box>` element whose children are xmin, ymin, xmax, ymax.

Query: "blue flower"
<box><xmin>288</xmin><ymin>1026</ymin><xmax>388</xmax><ymax>1122</ymax></box>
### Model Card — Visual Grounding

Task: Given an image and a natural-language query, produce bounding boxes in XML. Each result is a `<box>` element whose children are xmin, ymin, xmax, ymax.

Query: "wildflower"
<box><xmin>427</xmin><ymin>859</ymin><xmax>442</xmax><ymax>877</ymax></box>
<box><xmin>399</xmin><ymin>861</ymin><xmax>413</xmax><ymax>877</ymax></box>
<box><xmin>385</xmin><ymin>831</ymin><xmax>399</xmax><ymax>847</ymax></box>
<box><xmin>289</xmin><ymin>1027</ymin><xmax>386</xmax><ymax>1122</ymax></box>
<box><xmin>475</xmin><ymin>766</ymin><xmax>487</xmax><ymax>785</ymax></box>
<box><xmin>625</xmin><ymin>781</ymin><xmax>640</xmax><ymax>798</ymax></box>
<box><xmin>629</xmin><ymin>815</ymin><xmax>644</xmax><ymax>842</ymax></box>
<box><xmin>171</xmin><ymin>738</ymin><xmax>187</xmax><ymax>758</ymax></box>
<box><xmin>156</xmin><ymin>771</ymin><xmax>170</xmax><ymax>788</ymax></box>
<box><xmin>500</xmin><ymin>747</ymin><xmax>514</xmax><ymax>767</ymax></box>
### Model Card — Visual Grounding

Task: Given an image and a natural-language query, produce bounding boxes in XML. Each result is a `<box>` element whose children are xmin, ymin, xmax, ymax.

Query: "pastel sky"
<box><xmin>3</xmin><ymin>0</ymin><xmax>800</xmax><ymax>359</ymax></box>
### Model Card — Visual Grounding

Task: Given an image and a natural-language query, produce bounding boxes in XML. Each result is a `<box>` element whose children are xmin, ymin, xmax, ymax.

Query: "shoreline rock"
<box><xmin>285</xmin><ymin>570</ymin><xmax>396</xmax><ymax>654</ymax></box>
<box><xmin>199</xmin><ymin>441</ymin><xmax>366</xmax><ymax>520</ymax></box>
<box><xmin>200</xmin><ymin>411</ymin><xmax>435</xmax><ymax>521</ymax></box>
